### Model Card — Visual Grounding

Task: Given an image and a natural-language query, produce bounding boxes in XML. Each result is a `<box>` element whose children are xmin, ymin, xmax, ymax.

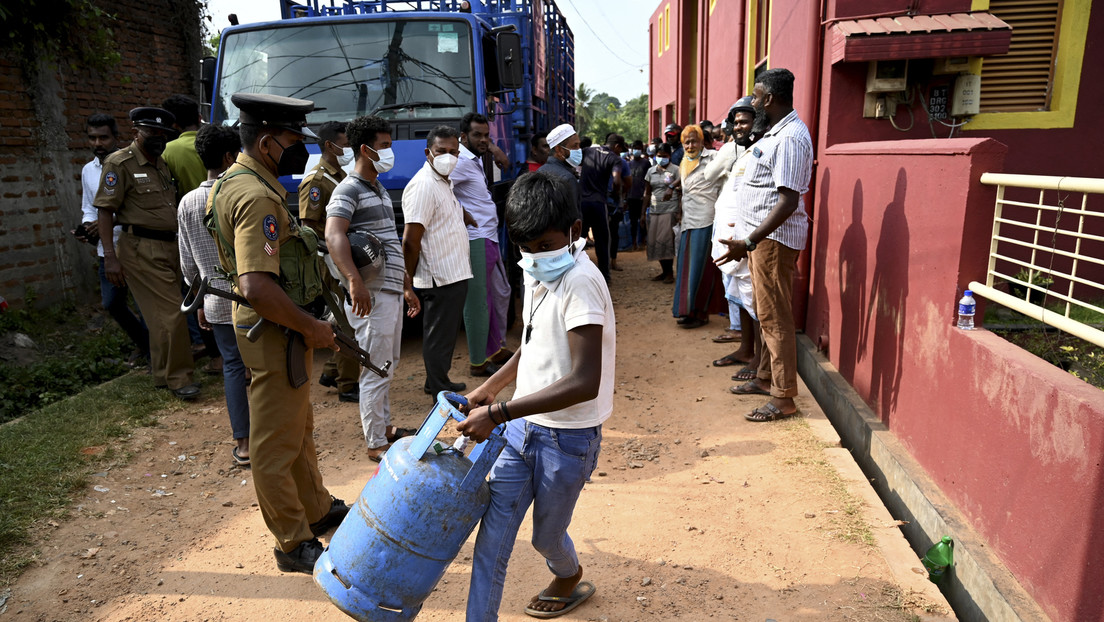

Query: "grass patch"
<box><xmin>779</xmin><ymin>418</ymin><xmax>875</xmax><ymax>547</ymax></box>
<box><xmin>0</xmin><ymin>371</ymin><xmax>177</xmax><ymax>586</ymax></box>
<box><xmin>985</xmin><ymin>299</ymin><xmax>1104</xmax><ymax>390</ymax></box>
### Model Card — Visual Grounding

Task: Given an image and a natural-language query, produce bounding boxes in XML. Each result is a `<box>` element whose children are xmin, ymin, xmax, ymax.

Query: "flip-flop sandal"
<box><xmin>712</xmin><ymin>331</ymin><xmax>739</xmax><ymax>343</ymax></box>
<box><xmin>745</xmin><ymin>402</ymin><xmax>798</xmax><ymax>422</ymax></box>
<box><xmin>386</xmin><ymin>427</ymin><xmax>416</xmax><ymax>443</ymax></box>
<box><xmin>523</xmin><ymin>581</ymin><xmax>596</xmax><ymax>619</ymax></box>
<box><xmin>729</xmin><ymin>381</ymin><xmax>771</xmax><ymax>396</ymax></box>
<box><xmin>712</xmin><ymin>354</ymin><xmax>748</xmax><ymax>367</ymax></box>
<box><xmin>731</xmin><ymin>366</ymin><xmax>757</xmax><ymax>381</ymax></box>
<box><xmin>232</xmin><ymin>447</ymin><xmax>250</xmax><ymax>467</ymax></box>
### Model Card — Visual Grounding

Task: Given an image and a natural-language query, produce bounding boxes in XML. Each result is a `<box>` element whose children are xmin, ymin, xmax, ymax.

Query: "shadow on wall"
<box><xmin>809</xmin><ymin>168</ymin><xmax>831</xmax><ymax>349</ymax></box>
<box><xmin>864</xmin><ymin>168</ymin><xmax>910</xmax><ymax>425</ymax></box>
<box><xmin>837</xmin><ymin>178</ymin><xmax>867</xmax><ymax>385</ymax></box>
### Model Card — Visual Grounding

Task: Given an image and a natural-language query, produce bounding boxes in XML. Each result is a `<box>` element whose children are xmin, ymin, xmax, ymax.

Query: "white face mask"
<box><xmin>368</xmin><ymin>146</ymin><xmax>395</xmax><ymax>173</ymax></box>
<box><xmin>337</xmin><ymin>146</ymin><xmax>354</xmax><ymax>166</ymax></box>
<box><xmin>432</xmin><ymin>153</ymin><xmax>458</xmax><ymax>176</ymax></box>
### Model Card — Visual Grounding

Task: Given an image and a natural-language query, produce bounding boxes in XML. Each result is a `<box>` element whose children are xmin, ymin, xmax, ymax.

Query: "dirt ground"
<box><xmin>2</xmin><ymin>249</ymin><xmax>949</xmax><ymax>622</ymax></box>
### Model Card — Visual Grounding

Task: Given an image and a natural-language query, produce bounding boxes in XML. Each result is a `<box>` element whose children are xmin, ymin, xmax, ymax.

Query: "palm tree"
<box><xmin>575</xmin><ymin>82</ymin><xmax>595</xmax><ymax>138</ymax></box>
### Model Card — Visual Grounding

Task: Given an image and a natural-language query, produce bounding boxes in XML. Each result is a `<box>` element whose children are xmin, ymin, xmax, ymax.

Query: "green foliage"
<box><xmin>0</xmin><ymin>305</ymin><xmax>134</xmax><ymax>424</ymax></box>
<box><xmin>575</xmin><ymin>82</ymin><xmax>649</xmax><ymax>145</ymax></box>
<box><xmin>0</xmin><ymin>373</ymin><xmax>175</xmax><ymax>584</ymax></box>
<box><xmin>0</xmin><ymin>0</ymin><xmax>121</xmax><ymax>70</ymax></box>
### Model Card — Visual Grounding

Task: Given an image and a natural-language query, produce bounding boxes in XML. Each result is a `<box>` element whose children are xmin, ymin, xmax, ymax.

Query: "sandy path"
<box><xmin>3</xmin><ymin>249</ymin><xmax>947</xmax><ymax>622</ymax></box>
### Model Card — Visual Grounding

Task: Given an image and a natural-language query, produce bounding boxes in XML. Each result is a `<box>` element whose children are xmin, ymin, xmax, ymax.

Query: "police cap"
<box><xmin>130</xmin><ymin>107</ymin><xmax>176</xmax><ymax>133</ymax></box>
<box><xmin>231</xmin><ymin>93</ymin><xmax>318</xmax><ymax>139</ymax></box>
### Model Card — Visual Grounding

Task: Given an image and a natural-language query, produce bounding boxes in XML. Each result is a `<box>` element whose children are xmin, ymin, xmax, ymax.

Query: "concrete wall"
<box><xmin>807</xmin><ymin>138</ymin><xmax>1104</xmax><ymax>622</ymax></box>
<box><xmin>0</xmin><ymin>0</ymin><xmax>202</xmax><ymax>308</ymax></box>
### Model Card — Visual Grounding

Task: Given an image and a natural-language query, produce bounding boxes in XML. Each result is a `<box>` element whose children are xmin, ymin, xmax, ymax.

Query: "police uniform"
<box><xmin>299</xmin><ymin>159</ymin><xmax>359</xmax><ymax>395</ymax></box>
<box><xmin>93</xmin><ymin>107</ymin><xmax>195</xmax><ymax>394</ymax></box>
<box><xmin>207</xmin><ymin>93</ymin><xmax>344</xmax><ymax>568</ymax></box>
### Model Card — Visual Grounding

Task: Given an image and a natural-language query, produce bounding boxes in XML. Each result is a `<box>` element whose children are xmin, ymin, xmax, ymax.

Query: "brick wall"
<box><xmin>0</xmin><ymin>0</ymin><xmax>203</xmax><ymax>308</ymax></box>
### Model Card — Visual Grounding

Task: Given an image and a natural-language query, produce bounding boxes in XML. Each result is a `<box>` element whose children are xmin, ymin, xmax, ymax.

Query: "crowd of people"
<box><xmin>73</xmin><ymin>66</ymin><xmax>811</xmax><ymax>620</ymax></box>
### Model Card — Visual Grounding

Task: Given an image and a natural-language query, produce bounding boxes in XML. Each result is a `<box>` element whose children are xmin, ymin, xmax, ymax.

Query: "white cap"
<box><xmin>547</xmin><ymin>123</ymin><xmax>577</xmax><ymax>149</ymax></box>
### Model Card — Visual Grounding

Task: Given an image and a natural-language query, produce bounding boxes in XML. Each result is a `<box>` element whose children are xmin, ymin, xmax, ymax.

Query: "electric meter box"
<box><xmin>951</xmin><ymin>73</ymin><xmax>981</xmax><ymax>116</ymax></box>
<box><xmin>866</xmin><ymin>60</ymin><xmax>908</xmax><ymax>93</ymax></box>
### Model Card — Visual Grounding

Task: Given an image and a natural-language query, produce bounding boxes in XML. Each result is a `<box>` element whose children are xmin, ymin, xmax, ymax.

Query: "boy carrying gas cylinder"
<box><xmin>457</xmin><ymin>170</ymin><xmax>616</xmax><ymax>620</ymax></box>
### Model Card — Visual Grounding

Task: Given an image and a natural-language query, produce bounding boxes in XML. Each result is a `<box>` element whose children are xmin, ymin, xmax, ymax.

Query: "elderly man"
<box><xmin>716</xmin><ymin>68</ymin><xmax>813</xmax><ymax>422</ymax></box>
<box><xmin>537</xmin><ymin>123</ymin><xmax>582</xmax><ymax>212</ymax></box>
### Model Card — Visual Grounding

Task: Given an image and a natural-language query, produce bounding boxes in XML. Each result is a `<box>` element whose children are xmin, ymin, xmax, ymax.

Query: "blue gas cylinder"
<box><xmin>315</xmin><ymin>392</ymin><xmax>505</xmax><ymax>621</ymax></box>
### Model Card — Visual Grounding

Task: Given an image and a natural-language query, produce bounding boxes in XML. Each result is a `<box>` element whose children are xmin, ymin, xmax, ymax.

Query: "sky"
<box><xmin>204</xmin><ymin>0</ymin><xmax>654</xmax><ymax>104</ymax></box>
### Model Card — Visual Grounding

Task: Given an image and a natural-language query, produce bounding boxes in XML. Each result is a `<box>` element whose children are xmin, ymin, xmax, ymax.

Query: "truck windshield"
<box><xmin>215</xmin><ymin>19</ymin><xmax>474</xmax><ymax>123</ymax></box>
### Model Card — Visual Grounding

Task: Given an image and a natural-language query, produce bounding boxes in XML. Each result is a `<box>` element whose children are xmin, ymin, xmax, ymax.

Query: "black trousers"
<box><xmin>421</xmin><ymin>279</ymin><xmax>469</xmax><ymax>392</ymax></box>
<box><xmin>580</xmin><ymin>201</ymin><xmax>610</xmax><ymax>280</ymax></box>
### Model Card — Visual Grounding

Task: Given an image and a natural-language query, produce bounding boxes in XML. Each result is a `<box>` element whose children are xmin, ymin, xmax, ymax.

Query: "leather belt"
<box><xmin>121</xmin><ymin>223</ymin><xmax>176</xmax><ymax>242</ymax></box>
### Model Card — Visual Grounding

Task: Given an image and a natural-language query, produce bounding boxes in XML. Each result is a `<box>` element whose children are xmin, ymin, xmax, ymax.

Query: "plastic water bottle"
<box><xmin>922</xmin><ymin>535</ymin><xmax>955</xmax><ymax>584</ymax></box>
<box><xmin>957</xmin><ymin>290</ymin><xmax>976</xmax><ymax>330</ymax></box>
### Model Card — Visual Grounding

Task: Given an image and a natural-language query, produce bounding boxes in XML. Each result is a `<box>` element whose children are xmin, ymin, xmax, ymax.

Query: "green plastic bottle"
<box><xmin>922</xmin><ymin>536</ymin><xmax>955</xmax><ymax>584</ymax></box>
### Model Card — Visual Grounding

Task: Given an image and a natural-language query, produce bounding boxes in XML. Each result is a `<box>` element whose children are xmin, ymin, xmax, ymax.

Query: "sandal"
<box><xmin>523</xmin><ymin>581</ymin><xmax>596</xmax><ymax>619</ymax></box>
<box><xmin>712</xmin><ymin>354</ymin><xmax>748</xmax><ymax>367</ymax></box>
<box><xmin>386</xmin><ymin>427</ymin><xmax>416</xmax><ymax>443</ymax></box>
<box><xmin>731</xmin><ymin>366</ymin><xmax>757</xmax><ymax>381</ymax></box>
<box><xmin>745</xmin><ymin>402</ymin><xmax>798</xmax><ymax>422</ymax></box>
<box><xmin>232</xmin><ymin>447</ymin><xmax>250</xmax><ymax>467</ymax></box>
<box><xmin>729</xmin><ymin>381</ymin><xmax>770</xmax><ymax>396</ymax></box>
<box><xmin>712</xmin><ymin>330</ymin><xmax>739</xmax><ymax>343</ymax></box>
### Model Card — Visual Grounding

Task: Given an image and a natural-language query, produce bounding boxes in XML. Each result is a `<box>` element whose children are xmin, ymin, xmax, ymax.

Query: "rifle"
<box><xmin>181</xmin><ymin>275</ymin><xmax>391</xmax><ymax>382</ymax></box>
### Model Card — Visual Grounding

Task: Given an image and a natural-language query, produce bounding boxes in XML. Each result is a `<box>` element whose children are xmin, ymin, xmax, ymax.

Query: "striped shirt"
<box><xmin>401</xmin><ymin>161</ymin><xmax>472</xmax><ymax>289</ymax></box>
<box><xmin>735</xmin><ymin>109</ymin><xmax>813</xmax><ymax>250</ymax></box>
<box><xmin>451</xmin><ymin>143</ymin><xmax>498</xmax><ymax>241</ymax></box>
<box><xmin>327</xmin><ymin>172</ymin><xmax>406</xmax><ymax>296</ymax></box>
<box><xmin>178</xmin><ymin>180</ymin><xmax>233</xmax><ymax>324</ymax></box>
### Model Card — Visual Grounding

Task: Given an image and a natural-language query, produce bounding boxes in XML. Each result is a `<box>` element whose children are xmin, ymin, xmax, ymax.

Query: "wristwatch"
<box><xmin>743</xmin><ymin>237</ymin><xmax>757</xmax><ymax>252</ymax></box>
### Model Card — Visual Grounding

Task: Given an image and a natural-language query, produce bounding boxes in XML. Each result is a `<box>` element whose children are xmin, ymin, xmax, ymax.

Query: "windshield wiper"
<box><xmin>371</xmin><ymin>101</ymin><xmax>461</xmax><ymax>114</ymax></box>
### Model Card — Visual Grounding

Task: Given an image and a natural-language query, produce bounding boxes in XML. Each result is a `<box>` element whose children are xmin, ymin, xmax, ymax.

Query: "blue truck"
<box><xmin>201</xmin><ymin>0</ymin><xmax>575</xmax><ymax>220</ymax></box>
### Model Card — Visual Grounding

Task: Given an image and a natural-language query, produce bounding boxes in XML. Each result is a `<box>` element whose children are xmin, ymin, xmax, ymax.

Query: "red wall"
<box><xmin>649</xmin><ymin>0</ymin><xmax>684</xmax><ymax>137</ymax></box>
<box><xmin>807</xmin><ymin>138</ymin><xmax>1104</xmax><ymax>622</ymax></box>
<box><xmin>696</xmin><ymin>0</ymin><xmax>747</xmax><ymax>123</ymax></box>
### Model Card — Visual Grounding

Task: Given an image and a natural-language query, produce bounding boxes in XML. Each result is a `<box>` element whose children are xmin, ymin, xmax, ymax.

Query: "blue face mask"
<box><xmin>567</xmin><ymin>148</ymin><xmax>583</xmax><ymax>167</ymax></box>
<box><xmin>633</xmin><ymin>149</ymin><xmax>642</xmax><ymax>157</ymax></box>
<box><xmin>518</xmin><ymin>242</ymin><xmax>576</xmax><ymax>283</ymax></box>
<box><xmin>658</xmin><ymin>157</ymin><xmax>670</xmax><ymax>166</ymax></box>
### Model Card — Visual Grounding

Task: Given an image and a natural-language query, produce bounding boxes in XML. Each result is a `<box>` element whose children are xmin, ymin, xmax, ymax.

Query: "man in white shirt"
<box><xmin>402</xmin><ymin>125</ymin><xmax>473</xmax><ymax>395</ymax></box>
<box><xmin>79</xmin><ymin>113</ymin><xmax>148</xmax><ymax>363</ymax></box>
<box><xmin>454</xmin><ymin>112</ymin><xmax>513</xmax><ymax>378</ymax></box>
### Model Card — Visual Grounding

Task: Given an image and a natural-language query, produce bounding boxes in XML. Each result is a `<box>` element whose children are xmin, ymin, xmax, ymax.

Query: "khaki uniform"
<box><xmin>298</xmin><ymin>160</ymin><xmax>358</xmax><ymax>392</ymax></box>
<box><xmin>209</xmin><ymin>152</ymin><xmax>333</xmax><ymax>553</ymax></box>
<box><xmin>93</xmin><ymin>141</ymin><xmax>194</xmax><ymax>390</ymax></box>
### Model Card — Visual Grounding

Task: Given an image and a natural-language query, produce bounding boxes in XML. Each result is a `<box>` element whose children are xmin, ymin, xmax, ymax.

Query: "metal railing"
<box><xmin>972</xmin><ymin>173</ymin><xmax>1104</xmax><ymax>349</ymax></box>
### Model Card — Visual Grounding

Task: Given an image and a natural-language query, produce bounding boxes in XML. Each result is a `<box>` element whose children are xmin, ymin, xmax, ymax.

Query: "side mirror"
<box><xmin>495</xmin><ymin>32</ymin><xmax>523</xmax><ymax>91</ymax></box>
<box><xmin>199</xmin><ymin>56</ymin><xmax>217</xmax><ymax>106</ymax></box>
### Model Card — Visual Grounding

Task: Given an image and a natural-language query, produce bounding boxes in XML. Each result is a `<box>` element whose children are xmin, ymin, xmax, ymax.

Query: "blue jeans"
<box><xmin>466</xmin><ymin>420</ymin><xmax>602</xmax><ymax>622</ymax></box>
<box><xmin>212</xmin><ymin>323</ymin><xmax>250</xmax><ymax>440</ymax></box>
<box><xmin>98</xmin><ymin>257</ymin><xmax>149</xmax><ymax>356</ymax></box>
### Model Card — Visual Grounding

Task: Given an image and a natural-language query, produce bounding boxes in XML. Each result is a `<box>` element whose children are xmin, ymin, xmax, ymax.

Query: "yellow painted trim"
<box><xmin>745</xmin><ymin>0</ymin><xmax>758</xmax><ymax>93</ymax></box>
<box><xmin>971</xmin><ymin>0</ymin><xmax>989</xmax><ymax>9</ymax></box>
<box><xmin>710</xmin><ymin>0</ymin><xmax>718</xmax><ymax>16</ymax></box>
<box><xmin>657</xmin><ymin>11</ymin><xmax>663</xmax><ymax>57</ymax></box>
<box><xmin>965</xmin><ymin>0</ymin><xmax>1091</xmax><ymax>131</ymax></box>
<box><xmin>665</xmin><ymin>4</ymin><xmax>671</xmax><ymax>52</ymax></box>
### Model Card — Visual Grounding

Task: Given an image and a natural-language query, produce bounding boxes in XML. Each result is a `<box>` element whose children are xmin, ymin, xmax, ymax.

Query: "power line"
<box><xmin>561</xmin><ymin>0</ymin><xmax>643</xmax><ymax>68</ymax></box>
<box><xmin>592</xmin><ymin>1</ymin><xmax>644</xmax><ymax>54</ymax></box>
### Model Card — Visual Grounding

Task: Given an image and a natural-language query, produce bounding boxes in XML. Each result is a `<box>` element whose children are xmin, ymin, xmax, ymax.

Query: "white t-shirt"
<box><xmin>81</xmin><ymin>158</ymin><xmax>121</xmax><ymax>258</ymax></box>
<box><xmin>513</xmin><ymin>240</ymin><xmax>616</xmax><ymax>429</ymax></box>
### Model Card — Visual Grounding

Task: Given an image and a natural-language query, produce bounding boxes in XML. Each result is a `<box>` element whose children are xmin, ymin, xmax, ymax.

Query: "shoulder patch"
<box><xmin>104</xmin><ymin>171</ymin><xmax>118</xmax><ymax>187</ymax></box>
<box><xmin>262</xmin><ymin>214</ymin><xmax>279</xmax><ymax>241</ymax></box>
<box><xmin>309</xmin><ymin>186</ymin><xmax>321</xmax><ymax>202</ymax></box>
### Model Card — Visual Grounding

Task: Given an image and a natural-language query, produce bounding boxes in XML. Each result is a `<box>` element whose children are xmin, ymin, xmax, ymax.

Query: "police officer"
<box><xmin>298</xmin><ymin>120</ymin><xmax>359</xmax><ymax>402</ymax></box>
<box><xmin>207</xmin><ymin>93</ymin><xmax>348</xmax><ymax>574</ymax></box>
<box><xmin>94</xmin><ymin>107</ymin><xmax>199</xmax><ymax>399</ymax></box>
